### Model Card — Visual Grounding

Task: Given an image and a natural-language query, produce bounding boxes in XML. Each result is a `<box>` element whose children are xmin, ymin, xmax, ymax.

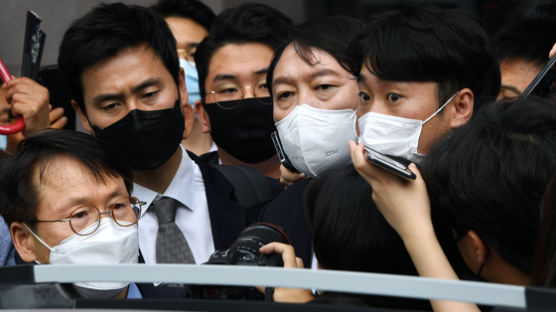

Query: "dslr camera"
<box><xmin>190</xmin><ymin>222</ymin><xmax>291</xmax><ymax>300</ymax></box>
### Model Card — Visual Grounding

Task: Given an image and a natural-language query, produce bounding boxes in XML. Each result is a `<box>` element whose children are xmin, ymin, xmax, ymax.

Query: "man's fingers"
<box><xmin>50</xmin><ymin>116</ymin><xmax>68</xmax><ymax>129</ymax></box>
<box><xmin>349</xmin><ymin>140</ymin><xmax>385</xmax><ymax>182</ymax></box>
<box><xmin>280</xmin><ymin>164</ymin><xmax>306</xmax><ymax>187</ymax></box>
<box><xmin>408</xmin><ymin>163</ymin><xmax>422</xmax><ymax>179</ymax></box>
<box><xmin>49</xmin><ymin>107</ymin><xmax>65</xmax><ymax>123</ymax></box>
<box><xmin>260</xmin><ymin>242</ymin><xmax>298</xmax><ymax>268</ymax></box>
<box><xmin>295</xmin><ymin>257</ymin><xmax>304</xmax><ymax>268</ymax></box>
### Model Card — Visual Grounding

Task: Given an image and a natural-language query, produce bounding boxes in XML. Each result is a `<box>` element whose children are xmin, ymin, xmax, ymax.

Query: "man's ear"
<box><xmin>195</xmin><ymin>100</ymin><xmax>211</xmax><ymax>133</ymax></box>
<box><xmin>71</xmin><ymin>100</ymin><xmax>93</xmax><ymax>134</ymax></box>
<box><xmin>466</xmin><ymin>229</ymin><xmax>489</xmax><ymax>265</ymax></box>
<box><xmin>10</xmin><ymin>222</ymin><xmax>39</xmax><ymax>263</ymax></box>
<box><xmin>182</xmin><ymin>103</ymin><xmax>195</xmax><ymax>140</ymax></box>
<box><xmin>448</xmin><ymin>88</ymin><xmax>474</xmax><ymax>129</ymax></box>
<box><xmin>179</xmin><ymin>67</ymin><xmax>189</xmax><ymax>111</ymax></box>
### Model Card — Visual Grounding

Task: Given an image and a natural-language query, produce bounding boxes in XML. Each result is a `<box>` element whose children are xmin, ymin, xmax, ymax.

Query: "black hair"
<box><xmin>150</xmin><ymin>0</ymin><xmax>215</xmax><ymax>33</ymax></box>
<box><xmin>421</xmin><ymin>96</ymin><xmax>556</xmax><ymax>275</ymax></box>
<box><xmin>267</xmin><ymin>16</ymin><xmax>365</xmax><ymax>98</ymax></box>
<box><xmin>531</xmin><ymin>171</ymin><xmax>556</xmax><ymax>287</ymax></box>
<box><xmin>493</xmin><ymin>1</ymin><xmax>556</xmax><ymax>66</ymax></box>
<box><xmin>0</xmin><ymin>129</ymin><xmax>133</xmax><ymax>228</ymax></box>
<box><xmin>195</xmin><ymin>3</ymin><xmax>293</xmax><ymax>99</ymax></box>
<box><xmin>58</xmin><ymin>3</ymin><xmax>180</xmax><ymax>114</ymax></box>
<box><xmin>347</xmin><ymin>4</ymin><xmax>500</xmax><ymax>110</ymax></box>
<box><xmin>303</xmin><ymin>165</ymin><xmax>429</xmax><ymax>310</ymax></box>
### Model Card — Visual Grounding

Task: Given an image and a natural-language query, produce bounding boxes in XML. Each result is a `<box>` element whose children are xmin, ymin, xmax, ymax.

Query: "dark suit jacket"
<box><xmin>138</xmin><ymin>152</ymin><xmax>248</xmax><ymax>298</ymax></box>
<box><xmin>258</xmin><ymin>178</ymin><xmax>313</xmax><ymax>268</ymax></box>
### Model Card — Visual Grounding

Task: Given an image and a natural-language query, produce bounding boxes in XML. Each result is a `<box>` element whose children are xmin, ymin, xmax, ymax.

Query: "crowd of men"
<box><xmin>1</xmin><ymin>0</ymin><xmax>556</xmax><ymax>310</ymax></box>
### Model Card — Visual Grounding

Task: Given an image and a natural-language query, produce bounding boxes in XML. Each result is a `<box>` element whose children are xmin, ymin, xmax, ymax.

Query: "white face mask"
<box><xmin>275</xmin><ymin>104</ymin><xmax>358</xmax><ymax>177</ymax></box>
<box><xmin>24</xmin><ymin>218</ymin><xmax>139</xmax><ymax>298</ymax></box>
<box><xmin>179</xmin><ymin>58</ymin><xmax>200</xmax><ymax>106</ymax></box>
<box><xmin>358</xmin><ymin>92</ymin><xmax>458</xmax><ymax>163</ymax></box>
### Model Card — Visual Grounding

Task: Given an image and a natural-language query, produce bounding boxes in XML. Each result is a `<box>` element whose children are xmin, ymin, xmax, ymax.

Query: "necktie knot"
<box><xmin>153</xmin><ymin>196</ymin><xmax>179</xmax><ymax>224</ymax></box>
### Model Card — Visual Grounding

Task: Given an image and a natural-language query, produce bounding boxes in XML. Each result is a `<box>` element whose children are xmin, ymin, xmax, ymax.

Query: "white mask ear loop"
<box><xmin>23</xmin><ymin>223</ymin><xmax>54</xmax><ymax>252</ymax></box>
<box><xmin>423</xmin><ymin>91</ymin><xmax>459</xmax><ymax>124</ymax></box>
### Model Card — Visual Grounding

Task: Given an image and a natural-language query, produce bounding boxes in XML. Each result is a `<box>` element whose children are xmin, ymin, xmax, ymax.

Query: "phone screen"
<box><xmin>521</xmin><ymin>54</ymin><xmax>556</xmax><ymax>104</ymax></box>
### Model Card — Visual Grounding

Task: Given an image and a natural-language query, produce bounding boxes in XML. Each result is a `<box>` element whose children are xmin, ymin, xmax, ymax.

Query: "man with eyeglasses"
<box><xmin>194</xmin><ymin>3</ymin><xmax>293</xmax><ymax>179</ymax></box>
<box><xmin>58</xmin><ymin>3</ymin><xmax>250</xmax><ymax>298</ymax></box>
<box><xmin>0</xmin><ymin>130</ymin><xmax>142</xmax><ymax>299</ymax></box>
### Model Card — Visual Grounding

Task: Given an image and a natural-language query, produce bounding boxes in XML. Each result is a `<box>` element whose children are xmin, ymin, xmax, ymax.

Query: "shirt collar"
<box><xmin>133</xmin><ymin>145</ymin><xmax>197</xmax><ymax>215</ymax></box>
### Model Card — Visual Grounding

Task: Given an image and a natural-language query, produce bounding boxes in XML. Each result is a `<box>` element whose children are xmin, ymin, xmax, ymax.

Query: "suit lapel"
<box><xmin>188</xmin><ymin>152</ymin><xmax>247</xmax><ymax>250</ymax></box>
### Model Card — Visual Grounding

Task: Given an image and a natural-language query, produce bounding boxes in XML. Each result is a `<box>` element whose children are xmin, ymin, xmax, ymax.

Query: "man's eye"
<box><xmin>143</xmin><ymin>91</ymin><xmax>158</xmax><ymax>99</ymax></box>
<box><xmin>277</xmin><ymin>91</ymin><xmax>293</xmax><ymax>100</ymax></box>
<box><xmin>218</xmin><ymin>87</ymin><xmax>239</xmax><ymax>94</ymax></box>
<box><xmin>102</xmin><ymin>103</ymin><xmax>119</xmax><ymax>111</ymax></box>
<box><xmin>359</xmin><ymin>91</ymin><xmax>371</xmax><ymax>102</ymax></box>
<box><xmin>387</xmin><ymin>93</ymin><xmax>402</xmax><ymax>102</ymax></box>
<box><xmin>316</xmin><ymin>84</ymin><xmax>334</xmax><ymax>91</ymax></box>
<box><xmin>112</xmin><ymin>202</ymin><xmax>131</xmax><ymax>211</ymax></box>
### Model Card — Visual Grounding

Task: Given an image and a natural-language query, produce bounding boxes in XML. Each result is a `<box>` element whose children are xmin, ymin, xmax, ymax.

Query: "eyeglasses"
<box><xmin>177</xmin><ymin>47</ymin><xmax>196</xmax><ymax>62</ymax></box>
<box><xmin>207</xmin><ymin>80</ymin><xmax>273</xmax><ymax>110</ymax></box>
<box><xmin>34</xmin><ymin>196</ymin><xmax>145</xmax><ymax>236</ymax></box>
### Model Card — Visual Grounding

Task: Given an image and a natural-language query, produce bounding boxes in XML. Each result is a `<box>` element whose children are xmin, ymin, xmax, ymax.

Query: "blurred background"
<box><xmin>0</xmin><ymin>0</ymin><xmax>526</xmax><ymax>73</ymax></box>
<box><xmin>0</xmin><ymin>0</ymin><xmax>529</xmax><ymax>131</ymax></box>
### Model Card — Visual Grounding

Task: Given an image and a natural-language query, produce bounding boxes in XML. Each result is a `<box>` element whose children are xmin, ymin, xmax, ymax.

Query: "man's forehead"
<box><xmin>32</xmin><ymin>156</ymin><xmax>126</xmax><ymax>213</ymax></box>
<box><xmin>209</xmin><ymin>43</ymin><xmax>273</xmax><ymax>76</ymax></box>
<box><xmin>81</xmin><ymin>45</ymin><xmax>170</xmax><ymax>95</ymax></box>
<box><xmin>33</xmin><ymin>156</ymin><xmax>95</xmax><ymax>190</ymax></box>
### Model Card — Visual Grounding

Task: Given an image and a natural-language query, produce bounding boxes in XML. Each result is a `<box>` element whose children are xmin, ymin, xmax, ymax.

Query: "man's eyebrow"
<box><xmin>93</xmin><ymin>93</ymin><xmax>125</xmax><ymax>105</ymax></box>
<box><xmin>55</xmin><ymin>188</ymin><xmax>127</xmax><ymax>214</ymax></box>
<box><xmin>357</xmin><ymin>74</ymin><xmax>366</xmax><ymax>83</ymax></box>
<box><xmin>131</xmin><ymin>78</ymin><xmax>162</xmax><ymax>94</ymax></box>
<box><xmin>254</xmin><ymin>68</ymin><xmax>268</xmax><ymax>75</ymax></box>
<box><xmin>272</xmin><ymin>75</ymin><xmax>295</xmax><ymax>86</ymax></box>
<box><xmin>273</xmin><ymin>69</ymin><xmax>342</xmax><ymax>87</ymax></box>
<box><xmin>54</xmin><ymin>196</ymin><xmax>92</xmax><ymax>214</ymax></box>
<box><xmin>309</xmin><ymin>69</ymin><xmax>341</xmax><ymax>80</ymax></box>
<box><xmin>213</xmin><ymin>74</ymin><xmax>237</xmax><ymax>82</ymax></box>
<box><xmin>500</xmin><ymin>84</ymin><xmax>522</xmax><ymax>96</ymax></box>
<box><xmin>92</xmin><ymin>79</ymin><xmax>162</xmax><ymax>104</ymax></box>
<box><xmin>107</xmin><ymin>188</ymin><xmax>127</xmax><ymax>201</ymax></box>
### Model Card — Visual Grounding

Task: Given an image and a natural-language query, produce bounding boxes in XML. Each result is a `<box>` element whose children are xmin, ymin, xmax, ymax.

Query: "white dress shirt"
<box><xmin>133</xmin><ymin>145</ymin><xmax>215</xmax><ymax>264</ymax></box>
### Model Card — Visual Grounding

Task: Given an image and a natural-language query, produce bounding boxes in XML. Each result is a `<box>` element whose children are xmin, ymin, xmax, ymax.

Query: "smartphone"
<box><xmin>270</xmin><ymin>131</ymin><xmax>299</xmax><ymax>172</ymax></box>
<box><xmin>365</xmin><ymin>147</ymin><xmax>416</xmax><ymax>180</ymax></box>
<box><xmin>521</xmin><ymin>54</ymin><xmax>556</xmax><ymax>103</ymax></box>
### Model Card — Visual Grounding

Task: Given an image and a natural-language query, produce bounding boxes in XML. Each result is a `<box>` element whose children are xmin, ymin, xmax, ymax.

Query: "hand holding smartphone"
<box><xmin>364</xmin><ymin>147</ymin><xmax>416</xmax><ymax>180</ymax></box>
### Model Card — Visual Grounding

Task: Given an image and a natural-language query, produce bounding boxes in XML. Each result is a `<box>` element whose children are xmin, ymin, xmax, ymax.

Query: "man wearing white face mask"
<box><xmin>348</xmin><ymin>5</ymin><xmax>500</xmax><ymax>162</ymax></box>
<box><xmin>259</xmin><ymin>17</ymin><xmax>364</xmax><ymax>267</ymax></box>
<box><xmin>0</xmin><ymin>130</ymin><xmax>142</xmax><ymax>299</ymax></box>
<box><xmin>152</xmin><ymin>0</ymin><xmax>217</xmax><ymax>156</ymax></box>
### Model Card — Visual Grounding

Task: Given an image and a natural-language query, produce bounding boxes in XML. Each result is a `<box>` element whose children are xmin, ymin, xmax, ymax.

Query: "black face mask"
<box><xmin>91</xmin><ymin>99</ymin><xmax>184</xmax><ymax>171</ymax></box>
<box><xmin>203</xmin><ymin>97</ymin><xmax>276</xmax><ymax>164</ymax></box>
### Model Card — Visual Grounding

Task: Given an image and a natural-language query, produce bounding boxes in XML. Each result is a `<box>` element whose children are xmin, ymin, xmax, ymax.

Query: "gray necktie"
<box><xmin>152</xmin><ymin>196</ymin><xmax>195</xmax><ymax>264</ymax></box>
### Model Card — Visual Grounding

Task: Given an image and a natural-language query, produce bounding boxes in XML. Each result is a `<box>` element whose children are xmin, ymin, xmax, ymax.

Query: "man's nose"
<box><xmin>243</xmin><ymin>86</ymin><xmax>256</xmax><ymax>99</ymax></box>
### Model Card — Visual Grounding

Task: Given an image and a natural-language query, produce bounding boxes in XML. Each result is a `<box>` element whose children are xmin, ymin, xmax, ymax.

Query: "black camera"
<box><xmin>190</xmin><ymin>222</ymin><xmax>291</xmax><ymax>300</ymax></box>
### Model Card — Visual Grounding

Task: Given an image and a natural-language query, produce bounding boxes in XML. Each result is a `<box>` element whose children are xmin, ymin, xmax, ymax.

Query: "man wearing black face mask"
<box><xmin>58</xmin><ymin>3</ymin><xmax>248</xmax><ymax>298</ymax></box>
<box><xmin>194</xmin><ymin>4</ymin><xmax>293</xmax><ymax>179</ymax></box>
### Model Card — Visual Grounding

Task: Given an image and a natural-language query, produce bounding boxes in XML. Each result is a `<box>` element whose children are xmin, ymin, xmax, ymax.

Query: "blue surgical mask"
<box><xmin>179</xmin><ymin>58</ymin><xmax>200</xmax><ymax>106</ymax></box>
<box><xmin>0</xmin><ymin>135</ymin><xmax>6</xmax><ymax>151</ymax></box>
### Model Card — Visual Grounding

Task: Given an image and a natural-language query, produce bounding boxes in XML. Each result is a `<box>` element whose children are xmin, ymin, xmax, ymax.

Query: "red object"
<box><xmin>0</xmin><ymin>58</ymin><xmax>25</xmax><ymax>134</ymax></box>
<box><xmin>0</xmin><ymin>58</ymin><xmax>11</xmax><ymax>83</ymax></box>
